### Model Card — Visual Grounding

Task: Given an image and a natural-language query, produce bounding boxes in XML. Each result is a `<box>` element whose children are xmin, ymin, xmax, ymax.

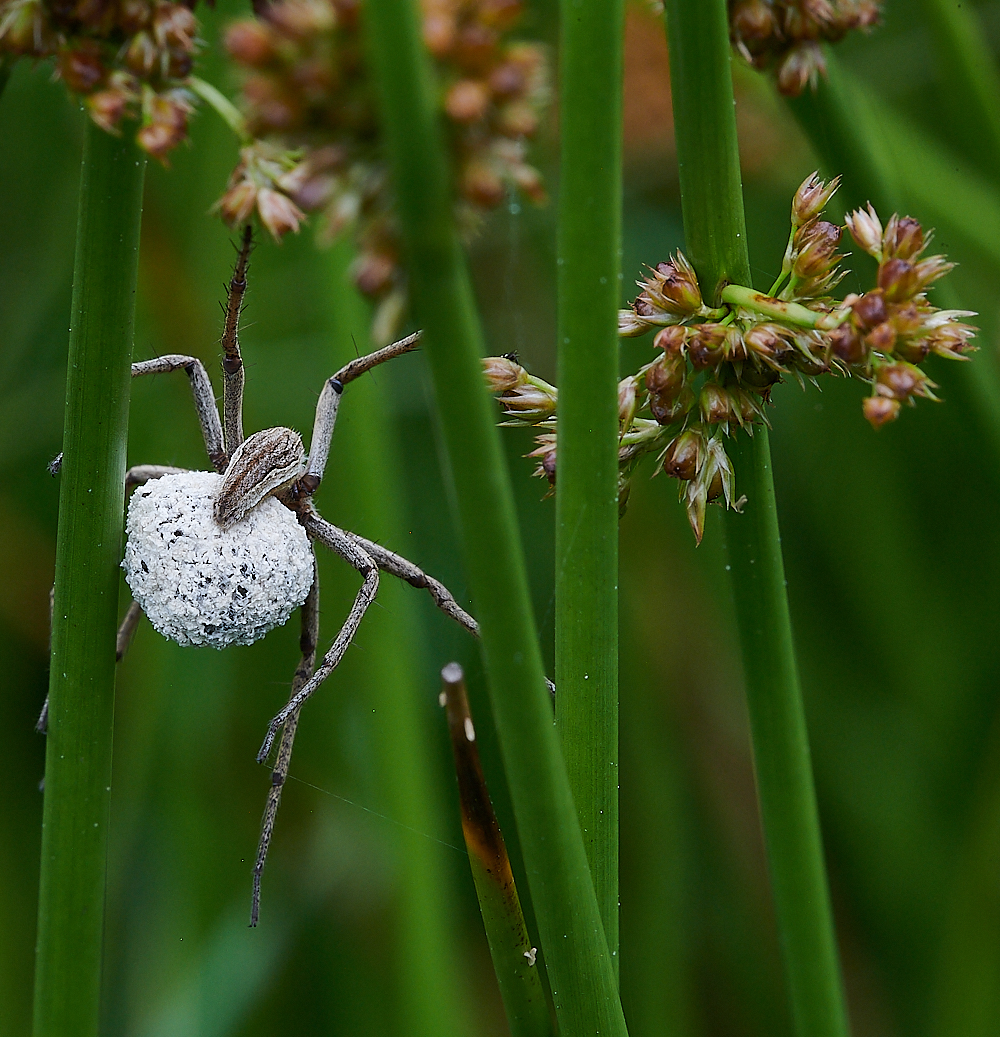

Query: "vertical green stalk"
<box><xmin>33</xmin><ymin>122</ymin><xmax>145</xmax><ymax>1037</ymax></box>
<box><xmin>321</xmin><ymin>240</ymin><xmax>467</xmax><ymax>1037</ymax></box>
<box><xmin>555</xmin><ymin>0</ymin><xmax>624</xmax><ymax>971</ymax></box>
<box><xmin>363</xmin><ymin>1</ymin><xmax>628</xmax><ymax>1033</ymax></box>
<box><xmin>662</xmin><ymin>5</ymin><xmax>850</xmax><ymax>1037</ymax></box>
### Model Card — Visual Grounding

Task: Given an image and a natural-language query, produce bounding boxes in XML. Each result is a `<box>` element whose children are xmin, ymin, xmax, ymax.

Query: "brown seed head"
<box><xmin>482</xmin><ymin>355</ymin><xmax>527</xmax><ymax>392</ymax></box>
<box><xmin>461</xmin><ymin>159</ymin><xmax>505</xmax><ymax>207</ymax></box>
<box><xmin>653</xmin><ymin>325</ymin><xmax>689</xmax><ymax>355</ymax></box>
<box><xmin>445</xmin><ymin>79</ymin><xmax>491</xmax><ymax>122</ymax></box>
<box><xmin>256</xmin><ymin>187</ymin><xmax>306</xmax><ymax>238</ymax></box>
<box><xmin>687</xmin><ymin>323</ymin><xmax>726</xmax><ymax>370</ymax></box>
<box><xmin>827</xmin><ymin>322</ymin><xmax>865</xmax><ymax>365</ymax></box>
<box><xmin>863</xmin><ymin>395</ymin><xmax>900</xmax><ymax>428</ymax></box>
<box><xmin>793</xmin><ymin>219</ymin><xmax>841</xmax><ymax>280</ymax></box>
<box><xmin>776</xmin><ymin>42</ymin><xmax>824</xmax><ymax>96</ymax></box>
<box><xmin>353</xmin><ymin>250</ymin><xmax>396</xmax><ymax>296</ymax></box>
<box><xmin>849</xmin><ymin>289</ymin><xmax>887</xmax><ymax>331</ymax></box>
<box><xmin>865</xmin><ymin>320</ymin><xmax>896</xmax><ymax>353</ymax></box>
<box><xmin>661</xmin><ymin>430</ymin><xmax>702</xmax><ymax>481</ymax></box>
<box><xmin>792</xmin><ymin>172</ymin><xmax>840</xmax><ymax>227</ymax></box>
<box><xmin>218</xmin><ymin>180</ymin><xmax>259</xmax><ymax>226</ymax></box>
<box><xmin>877</xmin><ymin>258</ymin><xmax>919</xmax><ymax>303</ymax></box>
<box><xmin>648</xmin><ymin>252</ymin><xmax>703</xmax><ymax>315</ymax></box>
<box><xmin>882</xmin><ymin>214</ymin><xmax>925</xmax><ymax>261</ymax></box>
<box><xmin>137</xmin><ymin>92</ymin><xmax>192</xmax><ymax>162</ymax></box>
<box><xmin>225</xmin><ymin>20</ymin><xmax>276</xmax><ymax>65</ymax></box>
<box><xmin>644</xmin><ymin>353</ymin><xmax>686</xmax><ymax>398</ymax></box>
<box><xmin>618</xmin><ymin>376</ymin><xmax>639</xmax><ymax>428</ymax></box>
<box><xmin>731</xmin><ymin>0</ymin><xmax>775</xmax><ymax>42</ymax></box>
<box><xmin>649</xmin><ymin>385</ymin><xmax>694</xmax><ymax>426</ymax></box>
<box><xmin>59</xmin><ymin>40</ymin><xmax>106</xmax><ymax>93</ymax></box>
<box><xmin>699</xmin><ymin>383</ymin><xmax>736</xmax><ymax>425</ymax></box>
<box><xmin>86</xmin><ymin>80</ymin><xmax>134</xmax><ymax>132</ymax></box>
<box><xmin>845</xmin><ymin>203</ymin><xmax>883</xmax><ymax>257</ymax></box>
<box><xmin>876</xmin><ymin>361</ymin><xmax>934</xmax><ymax>400</ymax></box>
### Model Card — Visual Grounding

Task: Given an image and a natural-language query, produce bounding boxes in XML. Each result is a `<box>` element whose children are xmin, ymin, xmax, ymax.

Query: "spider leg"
<box><xmin>131</xmin><ymin>356</ymin><xmax>227</xmax><ymax>472</ymax></box>
<box><xmin>302</xmin><ymin>331</ymin><xmax>422</xmax><ymax>492</ymax></box>
<box><xmin>256</xmin><ymin>513</ymin><xmax>379</xmax><ymax>763</ymax></box>
<box><xmin>115</xmin><ymin>601</ymin><xmax>143</xmax><ymax>660</ymax></box>
<box><xmin>251</xmin><ymin>552</ymin><xmax>319</xmax><ymax>927</ymax></box>
<box><xmin>221</xmin><ymin>225</ymin><xmax>252</xmax><ymax>457</ymax></box>
<box><xmin>308</xmin><ymin>518</ymin><xmax>478</xmax><ymax>637</ymax></box>
<box><xmin>125</xmin><ymin>464</ymin><xmax>187</xmax><ymax>488</ymax></box>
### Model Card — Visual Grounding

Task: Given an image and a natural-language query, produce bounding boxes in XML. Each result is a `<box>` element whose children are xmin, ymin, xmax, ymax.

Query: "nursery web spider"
<box><xmin>52</xmin><ymin>227</ymin><xmax>480</xmax><ymax>925</ymax></box>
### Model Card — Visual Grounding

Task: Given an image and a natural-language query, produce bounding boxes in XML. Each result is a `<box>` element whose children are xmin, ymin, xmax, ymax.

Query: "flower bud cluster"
<box><xmin>483</xmin><ymin>172</ymin><xmax>976</xmax><ymax>541</ymax></box>
<box><xmin>0</xmin><ymin>0</ymin><xmax>200</xmax><ymax>159</ymax></box>
<box><xmin>729</xmin><ymin>0</ymin><xmax>880</xmax><ymax>96</ymax></box>
<box><xmin>217</xmin><ymin>0</ymin><xmax>549</xmax><ymax>342</ymax></box>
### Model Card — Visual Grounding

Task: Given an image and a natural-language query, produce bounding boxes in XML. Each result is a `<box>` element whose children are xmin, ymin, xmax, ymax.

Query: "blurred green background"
<box><xmin>3</xmin><ymin>0</ymin><xmax>1000</xmax><ymax>1033</ymax></box>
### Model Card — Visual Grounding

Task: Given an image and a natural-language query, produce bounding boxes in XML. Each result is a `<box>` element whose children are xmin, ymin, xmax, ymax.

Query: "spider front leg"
<box><xmin>251</xmin><ymin>551</ymin><xmax>320</xmax><ymax>927</ymax></box>
<box><xmin>131</xmin><ymin>356</ymin><xmax>227</xmax><ymax>472</ymax></box>
<box><xmin>300</xmin><ymin>332</ymin><xmax>422</xmax><ymax>493</ymax></box>
<box><xmin>256</xmin><ymin>509</ymin><xmax>380</xmax><ymax>763</ymax></box>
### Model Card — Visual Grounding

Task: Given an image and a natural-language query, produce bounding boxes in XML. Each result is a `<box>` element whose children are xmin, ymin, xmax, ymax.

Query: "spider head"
<box><xmin>214</xmin><ymin>426</ymin><xmax>308</xmax><ymax>528</ymax></box>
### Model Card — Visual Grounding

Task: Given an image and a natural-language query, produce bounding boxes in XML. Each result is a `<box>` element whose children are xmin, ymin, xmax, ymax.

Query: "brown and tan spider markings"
<box><xmin>64</xmin><ymin>227</ymin><xmax>480</xmax><ymax>926</ymax></box>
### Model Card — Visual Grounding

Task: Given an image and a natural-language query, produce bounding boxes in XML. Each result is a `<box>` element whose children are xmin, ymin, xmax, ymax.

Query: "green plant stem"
<box><xmin>555</xmin><ymin>0</ymin><xmax>623</xmax><ymax>973</ymax></box>
<box><xmin>362</xmin><ymin>1</ymin><xmax>628</xmax><ymax>1032</ymax></box>
<box><xmin>33</xmin><ymin>122</ymin><xmax>145</xmax><ymax>1037</ymax></box>
<box><xmin>662</xmin><ymin>5</ymin><xmax>849</xmax><ymax>1037</ymax></box>
<box><xmin>721</xmin><ymin>284</ymin><xmax>845</xmax><ymax>329</ymax></box>
<box><xmin>322</xmin><ymin>240</ymin><xmax>468</xmax><ymax>1037</ymax></box>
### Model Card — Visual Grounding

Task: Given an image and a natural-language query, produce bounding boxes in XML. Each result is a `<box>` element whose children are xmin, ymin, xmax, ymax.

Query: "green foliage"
<box><xmin>4</xmin><ymin>0</ymin><xmax>1000</xmax><ymax>1035</ymax></box>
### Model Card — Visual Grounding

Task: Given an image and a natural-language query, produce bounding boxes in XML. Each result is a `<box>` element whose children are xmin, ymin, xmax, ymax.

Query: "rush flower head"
<box><xmin>486</xmin><ymin>178</ymin><xmax>974</xmax><ymax>542</ymax></box>
<box><xmin>0</xmin><ymin>0</ymin><xmax>204</xmax><ymax>159</ymax></box>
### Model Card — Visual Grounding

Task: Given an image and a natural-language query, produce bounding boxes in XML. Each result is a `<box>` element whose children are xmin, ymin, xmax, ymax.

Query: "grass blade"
<box><xmin>362</xmin><ymin>1</ymin><xmax>629</xmax><ymax>1031</ymax></box>
<box><xmin>555</xmin><ymin>0</ymin><xmax>624</xmax><ymax>970</ymax></box>
<box><xmin>33</xmin><ymin>121</ymin><xmax>145</xmax><ymax>1037</ymax></box>
<box><xmin>661</xmin><ymin>4</ymin><xmax>850</xmax><ymax>1037</ymax></box>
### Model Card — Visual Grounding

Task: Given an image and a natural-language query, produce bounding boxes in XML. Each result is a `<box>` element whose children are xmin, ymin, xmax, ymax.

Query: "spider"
<box><xmin>48</xmin><ymin>226</ymin><xmax>480</xmax><ymax>925</ymax></box>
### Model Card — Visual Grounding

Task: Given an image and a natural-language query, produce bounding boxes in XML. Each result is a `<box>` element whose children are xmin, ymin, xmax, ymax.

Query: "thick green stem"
<box><xmin>33</xmin><ymin>122</ymin><xmax>145</xmax><ymax>1037</ymax></box>
<box><xmin>662</xmin><ymin>5</ymin><xmax>849</xmax><ymax>1037</ymax></box>
<box><xmin>555</xmin><ymin>0</ymin><xmax>623</xmax><ymax>973</ymax></box>
<box><xmin>362</xmin><ymin>1</ymin><xmax>627</xmax><ymax>1032</ymax></box>
<box><xmin>322</xmin><ymin>241</ymin><xmax>468</xmax><ymax>1037</ymax></box>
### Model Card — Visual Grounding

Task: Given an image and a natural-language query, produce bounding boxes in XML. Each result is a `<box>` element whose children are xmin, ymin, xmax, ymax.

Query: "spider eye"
<box><xmin>214</xmin><ymin>426</ymin><xmax>307</xmax><ymax>527</ymax></box>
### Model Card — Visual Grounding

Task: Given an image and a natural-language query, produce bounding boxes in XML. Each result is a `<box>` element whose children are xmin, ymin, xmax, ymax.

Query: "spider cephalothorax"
<box><xmin>68</xmin><ymin>226</ymin><xmax>480</xmax><ymax>924</ymax></box>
